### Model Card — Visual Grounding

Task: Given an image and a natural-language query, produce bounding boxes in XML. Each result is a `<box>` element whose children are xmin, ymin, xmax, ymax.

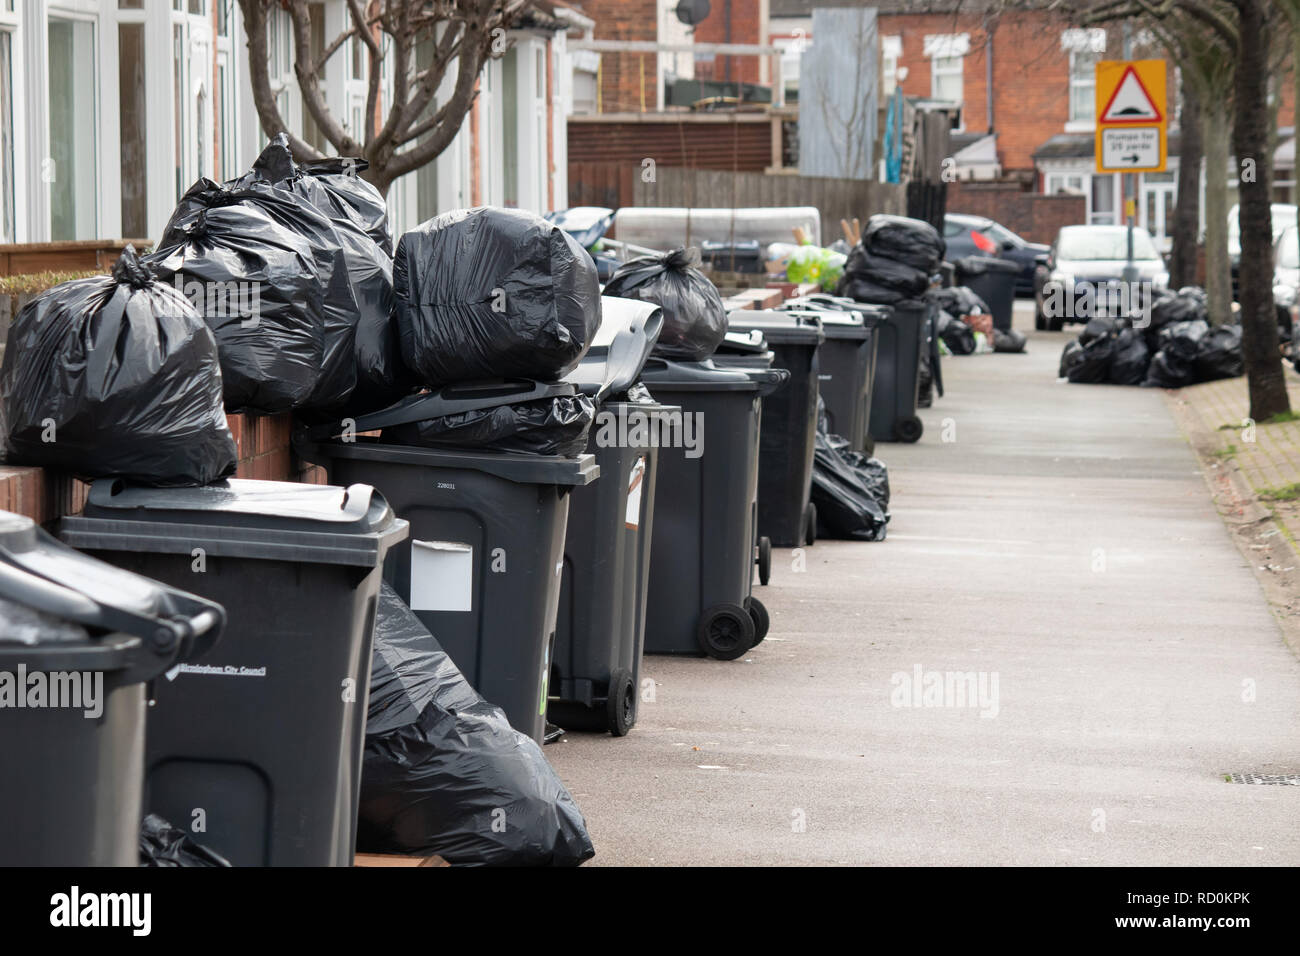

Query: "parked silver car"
<box><xmin>1034</xmin><ymin>225</ymin><xmax>1170</xmax><ymax>331</ymax></box>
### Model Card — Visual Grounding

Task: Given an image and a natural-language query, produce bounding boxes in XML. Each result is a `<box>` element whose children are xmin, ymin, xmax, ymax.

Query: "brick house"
<box><xmin>772</xmin><ymin>0</ymin><xmax>1296</xmax><ymax>251</ymax></box>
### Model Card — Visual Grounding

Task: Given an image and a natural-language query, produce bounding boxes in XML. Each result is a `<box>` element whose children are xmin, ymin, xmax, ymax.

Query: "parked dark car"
<box><xmin>943</xmin><ymin>213</ymin><xmax>1049</xmax><ymax>297</ymax></box>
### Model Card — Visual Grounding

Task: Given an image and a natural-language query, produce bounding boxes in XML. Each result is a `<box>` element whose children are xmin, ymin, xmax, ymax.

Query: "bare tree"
<box><xmin>236</xmin><ymin>0</ymin><xmax>528</xmax><ymax>195</ymax></box>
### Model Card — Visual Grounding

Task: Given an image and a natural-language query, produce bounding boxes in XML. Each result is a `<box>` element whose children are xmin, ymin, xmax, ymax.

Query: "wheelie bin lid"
<box><xmin>952</xmin><ymin>255</ymin><xmax>1019</xmax><ymax>276</ymax></box>
<box><xmin>641</xmin><ymin>357</ymin><xmax>789</xmax><ymax>395</ymax></box>
<box><xmin>714</xmin><ymin>329</ymin><xmax>769</xmax><ymax>354</ymax></box>
<box><xmin>0</xmin><ymin>510</ymin><xmax>224</xmax><ymax>677</ymax></box>
<box><xmin>565</xmin><ymin>297</ymin><xmax>665</xmax><ymax>399</ymax></box>
<box><xmin>727</xmin><ymin>311</ymin><xmax>825</xmax><ymax>346</ymax></box>
<box><xmin>59</xmin><ymin>478</ymin><xmax>409</xmax><ymax>569</ymax></box>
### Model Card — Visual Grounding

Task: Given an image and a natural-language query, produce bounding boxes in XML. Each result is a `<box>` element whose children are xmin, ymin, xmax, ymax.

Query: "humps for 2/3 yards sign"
<box><xmin>1094</xmin><ymin>59</ymin><xmax>1167</xmax><ymax>174</ymax></box>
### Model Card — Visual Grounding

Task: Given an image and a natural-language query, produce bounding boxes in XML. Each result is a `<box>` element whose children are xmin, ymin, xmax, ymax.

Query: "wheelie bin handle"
<box><xmin>0</xmin><ymin>556</ymin><xmax>224</xmax><ymax>668</ymax></box>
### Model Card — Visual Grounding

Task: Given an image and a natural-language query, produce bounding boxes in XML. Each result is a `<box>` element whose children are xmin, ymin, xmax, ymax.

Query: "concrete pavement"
<box><xmin>547</xmin><ymin>302</ymin><xmax>1300</xmax><ymax>866</ymax></box>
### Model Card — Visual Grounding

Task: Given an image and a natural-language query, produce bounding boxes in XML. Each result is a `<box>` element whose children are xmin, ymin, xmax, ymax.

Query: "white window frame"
<box><xmin>881</xmin><ymin>34</ymin><xmax>900</xmax><ymax>98</ymax></box>
<box><xmin>45</xmin><ymin>1</ymin><xmax>103</xmax><ymax>241</ymax></box>
<box><xmin>925</xmin><ymin>33</ymin><xmax>966</xmax><ymax>127</ymax></box>
<box><xmin>1062</xmin><ymin>29</ymin><xmax>1105</xmax><ymax>132</ymax></box>
<box><xmin>0</xmin><ymin>1</ymin><xmax>22</xmax><ymax>242</ymax></box>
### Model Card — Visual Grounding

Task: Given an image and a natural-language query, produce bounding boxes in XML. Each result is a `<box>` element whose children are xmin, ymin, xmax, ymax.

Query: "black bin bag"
<box><xmin>394</xmin><ymin>207</ymin><xmax>601</xmax><ymax>386</ymax></box>
<box><xmin>860</xmin><ymin>214</ymin><xmax>945</xmax><ymax>272</ymax></box>
<box><xmin>0</xmin><ymin>246</ymin><xmax>238</xmax><ymax>485</ymax></box>
<box><xmin>1194</xmin><ymin>323</ymin><xmax>1244</xmax><ymax>381</ymax></box>
<box><xmin>139</xmin><ymin>815</ymin><xmax>232</xmax><ymax>868</ymax></box>
<box><xmin>299</xmin><ymin>157</ymin><xmax>395</xmax><ymax>256</ymax></box>
<box><xmin>231</xmin><ymin>135</ymin><xmax>397</xmax><ymax>416</ymax></box>
<box><xmin>1109</xmin><ymin>327</ymin><xmax>1151</xmax><ymax>385</ymax></box>
<box><xmin>146</xmin><ymin>185</ymin><xmax>326</xmax><ymax>414</ymax></box>
<box><xmin>358</xmin><ymin>584</ymin><xmax>595</xmax><ymax>867</ymax></box>
<box><xmin>602</xmin><ymin>248</ymin><xmax>727</xmax><ymax>360</ymax></box>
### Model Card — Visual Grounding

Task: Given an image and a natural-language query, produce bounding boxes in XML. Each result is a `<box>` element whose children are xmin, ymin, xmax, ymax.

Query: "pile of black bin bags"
<box><xmin>835</xmin><ymin>214</ymin><xmax>944</xmax><ymax>306</ymax></box>
<box><xmin>810</xmin><ymin>400</ymin><xmax>891</xmax><ymax>542</ymax></box>
<box><xmin>1059</xmin><ymin>287</ymin><xmax>1251</xmax><ymax>387</ymax></box>
<box><xmin>834</xmin><ymin>214</ymin><xmax>948</xmax><ymax>406</ymax></box>
<box><xmin>0</xmin><ymin>138</ymin><xmax>599</xmax><ymax>866</ymax></box>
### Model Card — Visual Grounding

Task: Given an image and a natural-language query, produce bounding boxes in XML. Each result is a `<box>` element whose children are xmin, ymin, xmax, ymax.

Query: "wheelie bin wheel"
<box><xmin>804</xmin><ymin>503</ymin><xmax>817</xmax><ymax>547</ymax></box>
<box><xmin>605</xmin><ymin>667</ymin><xmax>636</xmax><ymax>737</ymax></box>
<box><xmin>745</xmin><ymin>596</ymin><xmax>770</xmax><ymax>645</ymax></box>
<box><xmin>697</xmin><ymin>604</ymin><xmax>755</xmax><ymax>660</ymax></box>
<box><xmin>895</xmin><ymin>415</ymin><xmax>924</xmax><ymax>443</ymax></box>
<box><xmin>756</xmin><ymin>536</ymin><xmax>772</xmax><ymax>585</ymax></box>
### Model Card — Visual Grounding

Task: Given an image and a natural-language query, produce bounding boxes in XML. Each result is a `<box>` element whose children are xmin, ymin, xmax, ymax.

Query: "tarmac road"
<box><xmin>547</xmin><ymin>302</ymin><xmax>1300</xmax><ymax>866</ymax></box>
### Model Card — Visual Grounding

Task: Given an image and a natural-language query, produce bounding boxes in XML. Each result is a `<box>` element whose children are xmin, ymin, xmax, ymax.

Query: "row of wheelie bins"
<box><xmin>0</xmin><ymin>286</ymin><xmax>932</xmax><ymax>866</ymax></box>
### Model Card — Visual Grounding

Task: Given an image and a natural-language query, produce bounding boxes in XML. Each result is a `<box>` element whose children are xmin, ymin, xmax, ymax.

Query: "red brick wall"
<box><xmin>694</xmin><ymin>0</ymin><xmax>763</xmax><ymax>86</ymax></box>
<box><xmin>946</xmin><ymin>181</ymin><xmax>1086</xmax><ymax>245</ymax></box>
<box><xmin>579</xmin><ymin>0</ymin><xmax>659</xmax><ymax>112</ymax></box>
<box><xmin>0</xmin><ymin>410</ymin><xmax>324</xmax><ymax>527</ymax></box>
<box><xmin>877</xmin><ymin>11</ymin><xmax>1175</xmax><ymax>176</ymax></box>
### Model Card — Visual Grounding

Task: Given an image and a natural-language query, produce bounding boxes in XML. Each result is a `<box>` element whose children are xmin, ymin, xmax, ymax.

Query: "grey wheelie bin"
<box><xmin>780</xmin><ymin>294</ymin><xmax>891</xmax><ymax>455</ymax></box>
<box><xmin>868</xmin><ymin>297</ymin><xmax>933</xmax><ymax>444</ymax></box>
<box><xmin>297</xmin><ymin>385</ymin><xmax>598</xmax><ymax>744</ymax></box>
<box><xmin>721</xmin><ymin>311</ymin><xmax>824</xmax><ymax>548</ymax></box>
<box><xmin>550</xmin><ymin>298</ymin><xmax>673</xmax><ymax>736</ymax></box>
<box><xmin>0</xmin><ymin>511</ymin><xmax>224</xmax><ymax>866</ymax></box>
<box><xmin>58</xmin><ymin>479</ymin><xmax>406</xmax><ymax>867</ymax></box>
<box><xmin>640</xmin><ymin>358</ymin><xmax>787</xmax><ymax>660</ymax></box>
<box><xmin>954</xmin><ymin>255</ymin><xmax>1019</xmax><ymax>331</ymax></box>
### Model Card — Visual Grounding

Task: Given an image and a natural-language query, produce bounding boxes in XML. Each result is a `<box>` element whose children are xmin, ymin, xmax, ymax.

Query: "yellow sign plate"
<box><xmin>1094</xmin><ymin>59</ymin><xmax>1167</xmax><ymax>173</ymax></box>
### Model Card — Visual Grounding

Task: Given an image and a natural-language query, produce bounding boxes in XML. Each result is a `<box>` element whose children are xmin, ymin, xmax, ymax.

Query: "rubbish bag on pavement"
<box><xmin>810</xmin><ymin>430</ymin><xmax>889</xmax><ymax>542</ymax></box>
<box><xmin>603</xmin><ymin>248</ymin><xmax>726</xmax><ymax>360</ymax></box>
<box><xmin>358</xmin><ymin>585</ymin><xmax>595</xmax><ymax>866</ymax></box>
<box><xmin>1108</xmin><ymin>327</ymin><xmax>1151</xmax><ymax>385</ymax></box>
<box><xmin>146</xmin><ymin>185</ymin><xmax>327</xmax><ymax>413</ymax></box>
<box><xmin>0</xmin><ymin>246</ymin><xmax>238</xmax><ymax>485</ymax></box>
<box><xmin>1194</xmin><ymin>323</ymin><xmax>1244</xmax><ymax>381</ymax></box>
<box><xmin>1143</xmin><ymin>348</ymin><xmax>1196</xmax><ymax>388</ymax></box>
<box><xmin>992</xmin><ymin>328</ymin><xmax>1027</xmax><ymax>353</ymax></box>
<box><xmin>932</xmin><ymin>285</ymin><xmax>989</xmax><ymax>317</ymax></box>
<box><xmin>394</xmin><ymin>207</ymin><xmax>601</xmax><ymax>386</ymax></box>
<box><xmin>1059</xmin><ymin>339</ymin><xmax>1085</xmax><ymax>378</ymax></box>
<box><xmin>139</xmin><ymin>814</ymin><xmax>233</xmax><ymax>867</ymax></box>
<box><xmin>937</xmin><ymin>309</ymin><xmax>977</xmax><ymax>355</ymax></box>
<box><xmin>860</xmin><ymin>214</ymin><xmax>945</xmax><ymax>272</ymax></box>
<box><xmin>383</xmin><ymin>392</ymin><xmax>596</xmax><ymax>458</ymax></box>
<box><xmin>1078</xmin><ymin>315</ymin><xmax>1121</xmax><ymax>347</ymax></box>
<box><xmin>1148</xmin><ymin>287</ymin><xmax>1208</xmax><ymax>347</ymax></box>
<box><xmin>1157</xmin><ymin>318</ymin><xmax>1210</xmax><ymax>362</ymax></box>
<box><xmin>1067</xmin><ymin>331</ymin><xmax>1118</xmax><ymax>384</ymax></box>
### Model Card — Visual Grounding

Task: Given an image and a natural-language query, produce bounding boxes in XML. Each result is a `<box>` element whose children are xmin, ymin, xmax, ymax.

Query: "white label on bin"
<box><xmin>410</xmin><ymin>540</ymin><xmax>473</xmax><ymax>612</ymax></box>
<box><xmin>625</xmin><ymin>457</ymin><xmax>647</xmax><ymax>530</ymax></box>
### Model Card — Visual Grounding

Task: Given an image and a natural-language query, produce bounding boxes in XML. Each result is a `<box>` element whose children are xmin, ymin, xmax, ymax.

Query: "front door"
<box><xmin>1141</xmin><ymin>171</ymin><xmax>1177</xmax><ymax>254</ymax></box>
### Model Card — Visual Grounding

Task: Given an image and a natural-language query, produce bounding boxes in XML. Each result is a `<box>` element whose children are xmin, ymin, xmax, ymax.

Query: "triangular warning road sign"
<box><xmin>1100</xmin><ymin>65</ymin><xmax>1163</xmax><ymax>123</ymax></box>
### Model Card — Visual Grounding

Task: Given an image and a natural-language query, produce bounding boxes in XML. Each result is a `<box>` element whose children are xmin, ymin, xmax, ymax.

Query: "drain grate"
<box><xmin>1224</xmin><ymin>773</ymin><xmax>1300</xmax><ymax>785</ymax></box>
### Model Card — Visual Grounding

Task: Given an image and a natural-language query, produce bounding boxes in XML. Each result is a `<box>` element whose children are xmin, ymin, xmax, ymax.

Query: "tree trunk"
<box><xmin>1233</xmin><ymin>0</ymin><xmax>1290</xmax><ymax>421</ymax></box>
<box><xmin>1203</xmin><ymin>102</ymin><xmax>1232</xmax><ymax>325</ymax></box>
<box><xmin>1169</xmin><ymin>80</ymin><xmax>1203</xmax><ymax>290</ymax></box>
